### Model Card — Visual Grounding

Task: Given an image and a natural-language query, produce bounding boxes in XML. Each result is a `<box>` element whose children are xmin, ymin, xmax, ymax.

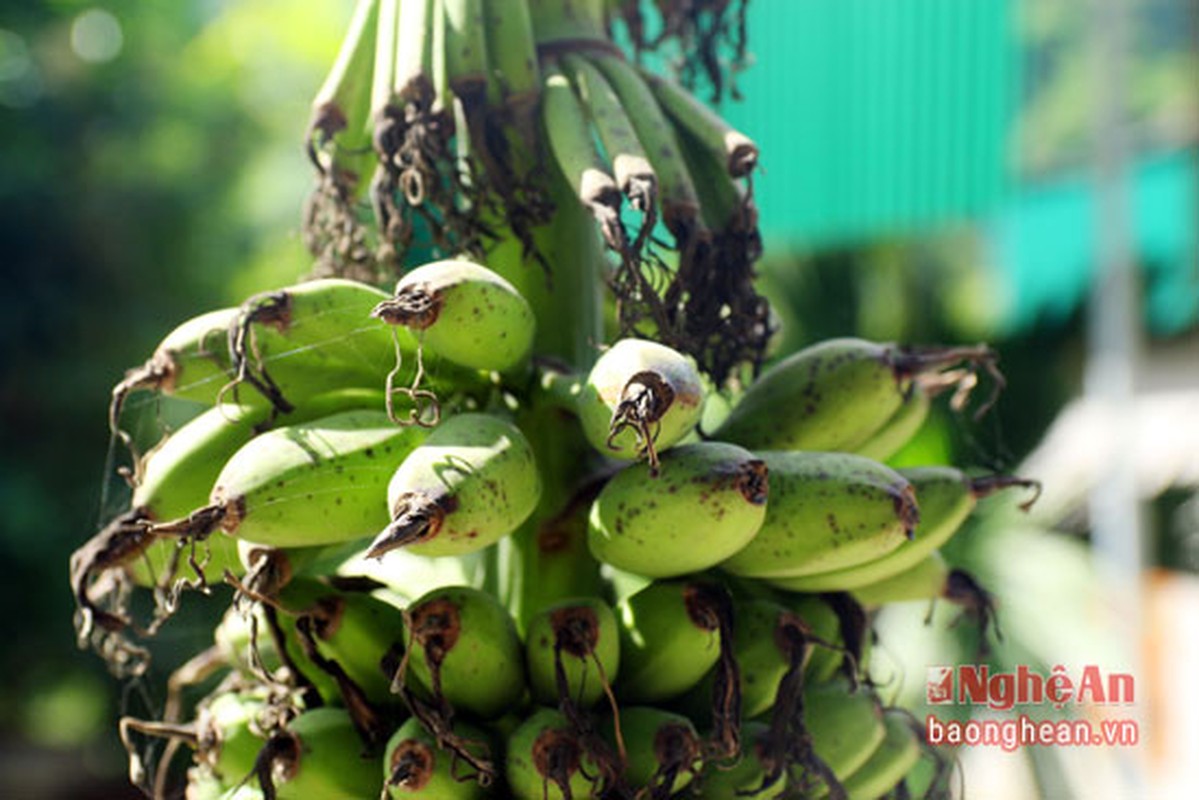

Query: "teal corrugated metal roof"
<box><xmin>989</xmin><ymin>151</ymin><xmax>1199</xmax><ymax>334</ymax></box>
<box><xmin>718</xmin><ymin>0</ymin><xmax>1017</xmax><ymax>246</ymax></box>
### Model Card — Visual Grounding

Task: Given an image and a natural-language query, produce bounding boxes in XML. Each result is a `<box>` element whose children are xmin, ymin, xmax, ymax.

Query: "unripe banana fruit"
<box><xmin>684</xmin><ymin>596</ymin><xmax>808</xmax><ymax>722</ymax></box>
<box><xmin>587</xmin><ymin>442</ymin><xmax>767</xmax><ymax>577</ymax></box>
<box><xmin>696</xmin><ymin>721</ymin><xmax>773</xmax><ymax>798</ymax></box>
<box><xmin>803</xmin><ymin>679</ymin><xmax>886</xmax><ymax>785</ymax></box>
<box><xmin>506</xmin><ymin>708</ymin><xmax>599</xmax><ymax>800</ymax></box>
<box><xmin>400</xmin><ymin>585</ymin><xmax>525</xmax><ymax>720</ymax></box>
<box><xmin>383</xmin><ymin>717</ymin><xmax>493</xmax><ymax>798</ymax></box>
<box><xmin>851</xmin><ymin>552</ymin><xmax>951</xmax><ymax>607</ymax></box>
<box><xmin>840</xmin><ymin>710</ymin><xmax>921</xmax><ymax>800</ymax></box>
<box><xmin>367</xmin><ymin>413</ymin><xmax>541</xmax><ymax>559</ymax></box>
<box><xmin>852</xmin><ymin>381</ymin><xmax>931</xmax><ymax>462</ymax></box>
<box><xmin>193</xmin><ymin>689</ymin><xmax>271</xmax><ymax>788</ymax></box>
<box><xmin>128</xmin><ymin>390</ymin><xmax>384</xmax><ymax>586</ymax></box>
<box><xmin>604</xmin><ymin>707</ymin><xmax>702</xmax><ymax>799</ymax></box>
<box><xmin>577</xmin><ymin>339</ymin><xmax>705</xmax><ymax>471</ymax></box>
<box><xmin>721</xmin><ymin>452</ymin><xmax>919</xmax><ymax>579</ymax></box>
<box><xmin>772</xmin><ymin>467</ymin><xmax>1037</xmax><ymax>593</ymax></box>
<box><xmin>196</xmin><ymin>409</ymin><xmax>430</xmax><ymax>548</ymax></box>
<box><xmin>526</xmin><ymin>597</ymin><xmax>620</xmax><ymax>709</ymax></box>
<box><xmin>273</xmin><ymin>576</ymin><xmax>402</xmax><ymax>704</ymax></box>
<box><xmin>614</xmin><ymin>580</ymin><xmax>726</xmax><ymax>704</ymax></box>
<box><xmin>254</xmin><ymin>707</ymin><xmax>382</xmax><ymax>799</ymax></box>
<box><xmin>371</xmin><ymin>259</ymin><xmax>536</xmax><ymax>373</ymax></box>
<box><xmin>714</xmin><ymin>338</ymin><xmax>996</xmax><ymax>453</ymax></box>
<box><xmin>111</xmin><ymin>307</ymin><xmax>239</xmax><ymax>415</ymax></box>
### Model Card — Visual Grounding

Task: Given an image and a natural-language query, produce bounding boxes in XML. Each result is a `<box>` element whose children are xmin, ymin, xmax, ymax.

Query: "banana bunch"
<box><xmin>75</xmin><ymin>3</ymin><xmax>1040</xmax><ymax>798</ymax></box>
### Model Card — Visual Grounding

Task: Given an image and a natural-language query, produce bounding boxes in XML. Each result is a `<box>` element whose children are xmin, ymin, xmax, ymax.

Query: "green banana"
<box><xmin>805</xmin><ymin>680</ymin><xmax>887</xmax><ymax>777</ymax></box>
<box><xmin>640</xmin><ymin>68</ymin><xmax>758</xmax><ymax>179</ymax></box>
<box><xmin>770</xmin><ymin>468</ymin><xmax>1037</xmax><ymax>593</ymax></box>
<box><xmin>560</xmin><ymin>53</ymin><xmax>656</xmax><ymax>218</ymax></box>
<box><xmin>193</xmin><ymin>688</ymin><xmax>273</xmax><ymax>789</ymax></box>
<box><xmin>126</xmin><ymin>390</ymin><xmax>386</xmax><ymax>587</ymax></box>
<box><xmin>787</xmin><ymin>594</ymin><xmax>862</xmax><ymax>685</ymax></box>
<box><xmin>587</xmin><ymin>51</ymin><xmax>701</xmax><ymax>237</ymax></box>
<box><xmin>613</xmin><ymin>580</ymin><xmax>726</xmax><ymax>704</ymax></box>
<box><xmin>109</xmin><ymin>307</ymin><xmax>239</xmax><ymax>433</ymax></box>
<box><xmin>398</xmin><ymin>585</ymin><xmax>525</xmax><ymax>720</ymax></box>
<box><xmin>526</xmin><ymin>597</ymin><xmax>621</xmax><ymax>709</ymax></box>
<box><xmin>587</xmin><ymin>441</ymin><xmax>768</xmax><ymax>577</ymax></box>
<box><xmin>383</xmin><ymin>716</ymin><xmax>494</xmax><ymax>798</ymax></box>
<box><xmin>371</xmin><ymin>259</ymin><xmax>536</xmax><ymax>373</ymax></box>
<box><xmin>840</xmin><ymin>710</ymin><xmax>921</xmax><ymax>800</ymax></box>
<box><xmin>226</xmin><ymin>278</ymin><xmax>420</xmax><ymax>412</ymax></box>
<box><xmin>252</xmin><ymin>707</ymin><xmax>382</xmax><ymax>799</ymax></box>
<box><xmin>155</xmin><ymin>408</ymin><xmax>429</xmax><ymax>549</ymax></box>
<box><xmin>696</xmin><ymin>721</ymin><xmax>774</xmax><ymax>798</ymax></box>
<box><xmin>540</xmin><ymin>59</ymin><xmax>625</xmax><ymax>246</ymax></box>
<box><xmin>505</xmin><ymin>707</ymin><xmax>599</xmax><ymax>800</ymax></box>
<box><xmin>721</xmin><ymin>452</ymin><xmax>919</xmax><ymax>580</ymax></box>
<box><xmin>852</xmin><ymin>381</ymin><xmax>931</xmax><ymax>462</ymax></box>
<box><xmin>366</xmin><ymin>412</ymin><xmax>541</xmax><ymax>559</ymax></box>
<box><xmin>271</xmin><ymin>576</ymin><xmax>403</xmax><ymax>706</ymax></box>
<box><xmin>305</xmin><ymin>0</ymin><xmax>378</xmax><ymax>204</ymax></box>
<box><xmin>576</xmin><ymin>338</ymin><xmax>705</xmax><ymax>471</ymax></box>
<box><xmin>797</xmin><ymin>679</ymin><xmax>886</xmax><ymax>796</ymax></box>
<box><xmin>683</xmin><ymin>596</ymin><xmax>808</xmax><ymax>723</ymax></box>
<box><xmin>713</xmin><ymin>338</ymin><xmax>998</xmax><ymax>453</ymax></box>
<box><xmin>604</xmin><ymin>706</ymin><xmax>702</xmax><ymax>799</ymax></box>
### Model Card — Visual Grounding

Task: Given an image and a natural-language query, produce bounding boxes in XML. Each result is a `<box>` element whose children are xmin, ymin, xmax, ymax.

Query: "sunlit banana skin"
<box><xmin>200</xmin><ymin>409</ymin><xmax>429</xmax><ymax>548</ymax></box>
<box><xmin>721</xmin><ymin>452</ymin><xmax>919</xmax><ymax>580</ymax></box>
<box><xmin>715</xmin><ymin>338</ymin><xmax>997</xmax><ymax>453</ymax></box>
<box><xmin>254</xmin><ymin>707</ymin><xmax>383</xmax><ymax>799</ymax></box>
<box><xmin>400</xmin><ymin>585</ymin><xmax>525</xmax><ymax>720</ymax></box>
<box><xmin>371</xmin><ymin>259</ymin><xmax>536</xmax><ymax>373</ymax></box>
<box><xmin>234</xmin><ymin>277</ymin><xmax>402</xmax><ymax>374</ymax></box>
<box><xmin>840</xmin><ymin>710</ymin><xmax>921</xmax><ymax>800</ymax></box>
<box><xmin>576</xmin><ymin>339</ymin><xmax>705</xmax><ymax>468</ymax></box>
<box><xmin>526</xmin><ymin>597</ymin><xmax>620</xmax><ymax>709</ymax></box>
<box><xmin>614</xmin><ymin>580</ymin><xmax>724</xmax><ymax>704</ymax></box>
<box><xmin>367</xmin><ymin>413</ymin><xmax>541</xmax><ymax>559</ymax></box>
<box><xmin>771</xmin><ymin>467</ymin><xmax>1036</xmax><ymax>593</ymax></box>
<box><xmin>112</xmin><ymin>307</ymin><xmax>239</xmax><ymax>415</ymax></box>
<box><xmin>587</xmin><ymin>442</ymin><xmax>767</xmax><ymax>577</ymax></box>
<box><xmin>505</xmin><ymin>707</ymin><xmax>599</xmax><ymax>800</ymax></box>
<box><xmin>127</xmin><ymin>390</ymin><xmax>386</xmax><ymax>586</ymax></box>
<box><xmin>383</xmin><ymin>717</ymin><xmax>493</xmax><ymax>798</ymax></box>
<box><xmin>559</xmin><ymin>53</ymin><xmax>656</xmax><ymax>215</ymax></box>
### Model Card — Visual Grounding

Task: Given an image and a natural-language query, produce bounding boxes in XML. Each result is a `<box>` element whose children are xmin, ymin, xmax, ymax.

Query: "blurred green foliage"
<box><xmin>0</xmin><ymin>1</ymin><xmax>354</xmax><ymax>792</ymax></box>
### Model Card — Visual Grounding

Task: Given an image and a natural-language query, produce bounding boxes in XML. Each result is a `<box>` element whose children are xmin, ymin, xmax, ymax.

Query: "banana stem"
<box><xmin>968</xmin><ymin>474</ymin><xmax>1042</xmax><ymax>511</ymax></box>
<box><xmin>526</xmin><ymin>0</ymin><xmax>607</xmax><ymax>45</ymax></box>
